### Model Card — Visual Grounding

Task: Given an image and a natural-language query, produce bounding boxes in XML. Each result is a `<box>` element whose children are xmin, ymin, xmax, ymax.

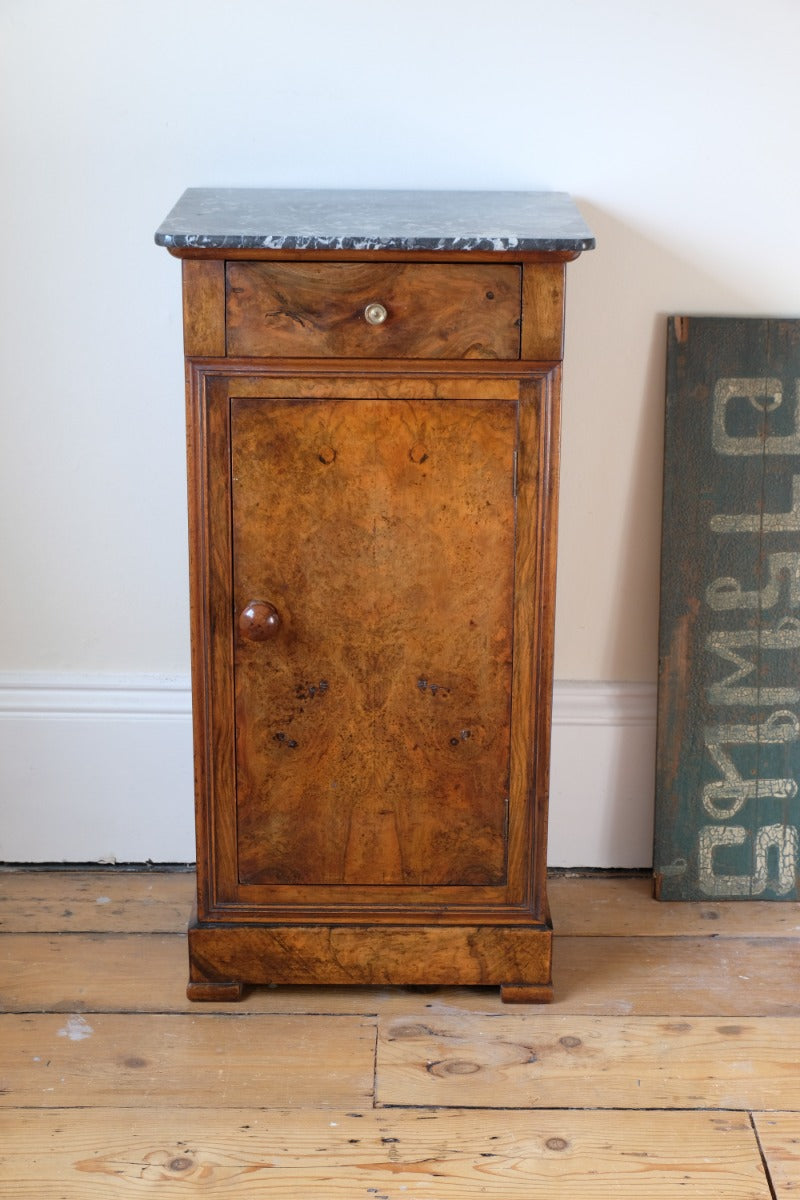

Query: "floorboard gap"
<box><xmin>750</xmin><ymin>1112</ymin><xmax>780</xmax><ymax>1200</ymax></box>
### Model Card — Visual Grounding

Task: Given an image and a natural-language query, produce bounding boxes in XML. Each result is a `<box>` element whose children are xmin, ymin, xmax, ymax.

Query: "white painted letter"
<box><xmin>706</xmin><ymin>552</ymin><xmax>800</xmax><ymax>611</ymax></box>
<box><xmin>711</xmin><ymin>475</ymin><xmax>800</xmax><ymax>534</ymax></box>
<box><xmin>713</xmin><ymin>378</ymin><xmax>800</xmax><ymax>456</ymax></box>
<box><xmin>699</xmin><ymin>824</ymin><xmax>799</xmax><ymax>896</ymax></box>
<box><xmin>702</xmin><ymin>710</ymin><xmax>799</xmax><ymax>819</ymax></box>
<box><xmin>706</xmin><ymin>620</ymin><xmax>800</xmax><ymax>706</ymax></box>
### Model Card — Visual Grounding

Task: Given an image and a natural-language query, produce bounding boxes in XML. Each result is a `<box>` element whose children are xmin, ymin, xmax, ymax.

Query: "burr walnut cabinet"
<box><xmin>155</xmin><ymin>189</ymin><xmax>593</xmax><ymax>1002</ymax></box>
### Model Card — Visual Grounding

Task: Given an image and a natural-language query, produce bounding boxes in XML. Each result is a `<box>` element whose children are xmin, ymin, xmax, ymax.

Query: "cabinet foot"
<box><xmin>186</xmin><ymin>978</ymin><xmax>244</xmax><ymax>1002</ymax></box>
<box><xmin>500</xmin><ymin>982</ymin><xmax>554</xmax><ymax>1004</ymax></box>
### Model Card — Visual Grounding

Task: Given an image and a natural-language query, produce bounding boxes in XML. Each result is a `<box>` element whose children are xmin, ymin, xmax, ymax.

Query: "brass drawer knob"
<box><xmin>239</xmin><ymin>600</ymin><xmax>281</xmax><ymax>641</ymax></box>
<box><xmin>364</xmin><ymin>302</ymin><xmax>388</xmax><ymax>326</ymax></box>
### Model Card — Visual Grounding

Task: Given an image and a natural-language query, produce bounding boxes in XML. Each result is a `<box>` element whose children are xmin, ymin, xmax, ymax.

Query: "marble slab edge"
<box><xmin>154</xmin><ymin>188</ymin><xmax>595</xmax><ymax>253</ymax></box>
<box><xmin>155</xmin><ymin>232</ymin><xmax>594</xmax><ymax>252</ymax></box>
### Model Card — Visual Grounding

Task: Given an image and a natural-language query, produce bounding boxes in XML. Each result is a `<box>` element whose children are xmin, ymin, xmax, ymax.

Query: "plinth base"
<box><xmin>187</xmin><ymin>915</ymin><xmax>553</xmax><ymax>1004</ymax></box>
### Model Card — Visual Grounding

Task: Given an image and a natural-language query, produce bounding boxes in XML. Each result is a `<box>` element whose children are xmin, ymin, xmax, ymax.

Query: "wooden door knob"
<box><xmin>239</xmin><ymin>600</ymin><xmax>281</xmax><ymax>641</ymax></box>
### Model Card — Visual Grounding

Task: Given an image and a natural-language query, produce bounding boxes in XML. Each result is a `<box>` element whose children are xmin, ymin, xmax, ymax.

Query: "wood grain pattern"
<box><xmin>188</xmin><ymin>920</ymin><xmax>552</xmax><ymax>992</ymax></box>
<box><xmin>5</xmin><ymin>871</ymin><xmax>800</xmax><ymax>937</ymax></box>
<box><xmin>231</xmin><ymin>395</ymin><xmax>517</xmax><ymax>889</ymax></box>
<box><xmin>0</xmin><ymin>1108</ymin><xmax>771</xmax><ymax>1198</ymax></box>
<box><xmin>377</xmin><ymin>1012</ymin><xmax>800</xmax><ymax>1110</ymax></box>
<box><xmin>4</xmin><ymin>930</ymin><xmax>799</xmax><ymax>1016</ymax></box>
<box><xmin>224</xmin><ymin>363</ymin><xmax>524</xmax><ymax>400</ymax></box>
<box><xmin>506</xmin><ymin>383</ymin><xmax>544</xmax><ymax>910</ymax></box>
<box><xmin>181</xmin><ymin>259</ymin><xmax>225</xmax><ymax>356</ymax></box>
<box><xmin>0</xmin><ymin>870</ymin><xmax>194</xmax><ymax>933</ymax></box>
<box><xmin>226</xmin><ymin>261</ymin><xmax>522</xmax><ymax>359</ymax></box>
<box><xmin>549</xmin><ymin>874</ymin><xmax>800</xmax><ymax>936</ymax></box>
<box><xmin>753</xmin><ymin>1113</ymin><xmax>800</xmax><ymax>1198</ymax></box>
<box><xmin>179</xmin><ymin>216</ymin><xmax>569</xmax><ymax>992</ymax></box>
<box><xmin>188</xmin><ymin>367</ymin><xmax>557</xmax><ymax>947</ymax></box>
<box><xmin>528</xmin><ymin>370</ymin><xmax>561</xmax><ymax>917</ymax></box>
<box><xmin>554</xmin><ymin>936</ymin><xmax>800</xmax><ymax>1015</ymax></box>
<box><xmin>192</xmin><ymin>374</ymin><xmax>239</xmax><ymax>911</ymax></box>
<box><xmin>0</xmin><ymin>1013</ymin><xmax>374</xmax><ymax>1109</ymax></box>
<box><xmin>184</xmin><ymin>366</ymin><xmax>215</xmax><ymax>920</ymax></box>
<box><xmin>171</xmin><ymin>244</ymin><xmax>583</xmax><ymax>263</ymax></box>
<box><xmin>520</xmin><ymin>262</ymin><xmax>565</xmax><ymax>360</ymax></box>
<box><xmin>0</xmin><ymin>872</ymin><xmax>793</xmax><ymax>1196</ymax></box>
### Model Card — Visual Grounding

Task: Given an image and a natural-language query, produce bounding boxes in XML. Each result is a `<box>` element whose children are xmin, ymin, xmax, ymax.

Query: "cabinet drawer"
<box><xmin>225</xmin><ymin>262</ymin><xmax>521</xmax><ymax>359</ymax></box>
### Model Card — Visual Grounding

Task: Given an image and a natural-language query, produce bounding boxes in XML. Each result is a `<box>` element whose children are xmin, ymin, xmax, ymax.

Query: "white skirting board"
<box><xmin>0</xmin><ymin>674</ymin><xmax>657</xmax><ymax>867</ymax></box>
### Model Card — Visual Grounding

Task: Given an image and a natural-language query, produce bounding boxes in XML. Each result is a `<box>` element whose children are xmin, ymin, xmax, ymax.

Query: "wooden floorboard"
<box><xmin>0</xmin><ymin>870</ymin><xmax>194</xmax><ymax>934</ymax></box>
<box><xmin>376</xmin><ymin>1011</ymin><xmax>800</xmax><ymax>1110</ymax></box>
<box><xmin>752</xmin><ymin>1113</ymin><xmax>800</xmax><ymax>1199</ymax></box>
<box><xmin>3</xmin><ymin>869</ymin><xmax>799</xmax><ymax>937</ymax></box>
<box><xmin>0</xmin><ymin>1012</ymin><xmax>374</xmax><ymax>1110</ymax></box>
<box><xmin>549</xmin><ymin>874</ymin><xmax>800</xmax><ymax>937</ymax></box>
<box><xmin>553</xmin><ymin>935</ymin><xmax>800</xmax><ymax>1015</ymax></box>
<box><xmin>0</xmin><ymin>869</ymin><xmax>792</xmax><ymax>1196</ymax></box>
<box><xmin>3</xmin><ymin>931</ymin><xmax>798</xmax><ymax>1017</ymax></box>
<box><xmin>0</xmin><ymin>1108</ymin><xmax>773</xmax><ymax>1198</ymax></box>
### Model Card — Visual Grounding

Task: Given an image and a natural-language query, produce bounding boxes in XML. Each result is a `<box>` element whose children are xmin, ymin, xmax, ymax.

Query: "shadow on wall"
<box><xmin>559</xmin><ymin>200</ymin><xmax>763</xmax><ymax>683</ymax></box>
<box><xmin>549</xmin><ymin>202</ymin><xmax>763</xmax><ymax>866</ymax></box>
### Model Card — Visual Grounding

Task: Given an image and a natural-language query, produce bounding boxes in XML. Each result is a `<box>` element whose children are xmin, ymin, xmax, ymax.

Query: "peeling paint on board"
<box><xmin>654</xmin><ymin>317</ymin><xmax>800</xmax><ymax>900</ymax></box>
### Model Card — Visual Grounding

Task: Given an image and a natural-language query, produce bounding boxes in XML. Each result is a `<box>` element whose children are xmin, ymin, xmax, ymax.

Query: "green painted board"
<box><xmin>654</xmin><ymin>316</ymin><xmax>800</xmax><ymax>900</ymax></box>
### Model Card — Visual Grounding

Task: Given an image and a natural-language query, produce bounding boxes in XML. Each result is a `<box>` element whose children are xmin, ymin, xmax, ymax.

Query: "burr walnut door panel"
<box><xmin>227</xmin><ymin>392</ymin><xmax>522</xmax><ymax>896</ymax></box>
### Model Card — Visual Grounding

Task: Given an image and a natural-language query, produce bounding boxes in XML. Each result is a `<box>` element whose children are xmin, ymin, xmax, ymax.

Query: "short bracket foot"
<box><xmin>500</xmin><ymin>981</ymin><xmax>554</xmax><ymax>1004</ymax></box>
<box><xmin>186</xmin><ymin>978</ymin><xmax>244</xmax><ymax>1002</ymax></box>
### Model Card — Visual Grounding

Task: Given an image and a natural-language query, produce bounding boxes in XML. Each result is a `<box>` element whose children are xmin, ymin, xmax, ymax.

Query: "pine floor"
<box><xmin>1</xmin><ymin>870</ymin><xmax>799</xmax><ymax>1197</ymax></box>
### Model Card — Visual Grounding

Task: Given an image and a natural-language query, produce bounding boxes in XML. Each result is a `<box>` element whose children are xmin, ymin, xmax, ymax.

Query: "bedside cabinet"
<box><xmin>155</xmin><ymin>189</ymin><xmax>594</xmax><ymax>1002</ymax></box>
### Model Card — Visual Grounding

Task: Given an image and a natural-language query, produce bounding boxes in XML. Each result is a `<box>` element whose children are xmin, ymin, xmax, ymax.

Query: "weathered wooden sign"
<box><xmin>654</xmin><ymin>316</ymin><xmax>800</xmax><ymax>900</ymax></box>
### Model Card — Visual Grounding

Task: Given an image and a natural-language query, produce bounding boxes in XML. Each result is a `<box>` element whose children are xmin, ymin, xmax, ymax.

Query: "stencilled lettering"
<box><xmin>711</xmin><ymin>474</ymin><xmax>800</xmax><ymax>533</ymax></box>
<box><xmin>705</xmin><ymin>619</ymin><xmax>800</xmax><ymax>706</ymax></box>
<box><xmin>706</xmin><ymin>552</ymin><xmax>800</xmax><ymax>611</ymax></box>
<box><xmin>660</xmin><ymin>360</ymin><xmax>800</xmax><ymax>898</ymax></box>
<box><xmin>699</xmin><ymin>823</ymin><xmax>799</xmax><ymax>896</ymax></box>
<box><xmin>702</xmin><ymin>711</ymin><xmax>800</xmax><ymax>819</ymax></box>
<box><xmin>712</xmin><ymin>378</ymin><xmax>800</xmax><ymax>456</ymax></box>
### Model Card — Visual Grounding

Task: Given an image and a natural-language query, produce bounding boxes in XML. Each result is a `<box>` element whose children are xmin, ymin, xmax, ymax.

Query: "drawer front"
<box><xmin>226</xmin><ymin>262</ymin><xmax>521</xmax><ymax>359</ymax></box>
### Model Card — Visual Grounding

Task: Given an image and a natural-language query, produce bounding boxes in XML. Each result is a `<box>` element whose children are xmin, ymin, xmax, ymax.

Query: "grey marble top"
<box><xmin>155</xmin><ymin>188</ymin><xmax>594</xmax><ymax>253</ymax></box>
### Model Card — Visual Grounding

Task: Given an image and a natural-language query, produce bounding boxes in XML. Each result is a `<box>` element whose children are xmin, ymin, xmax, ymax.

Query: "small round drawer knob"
<box><xmin>239</xmin><ymin>600</ymin><xmax>281</xmax><ymax>641</ymax></box>
<box><xmin>364</xmin><ymin>301</ymin><xmax>388</xmax><ymax>326</ymax></box>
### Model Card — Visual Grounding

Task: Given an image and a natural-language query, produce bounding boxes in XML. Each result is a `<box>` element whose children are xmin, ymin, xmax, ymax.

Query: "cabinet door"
<box><xmin>194</xmin><ymin>369</ymin><xmax>552</xmax><ymax>918</ymax></box>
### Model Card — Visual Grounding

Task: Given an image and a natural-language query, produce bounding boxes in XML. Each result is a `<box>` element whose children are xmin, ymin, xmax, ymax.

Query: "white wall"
<box><xmin>0</xmin><ymin>0</ymin><xmax>797</xmax><ymax>862</ymax></box>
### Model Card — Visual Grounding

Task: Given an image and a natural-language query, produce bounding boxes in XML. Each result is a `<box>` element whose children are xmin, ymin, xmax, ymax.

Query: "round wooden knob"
<box><xmin>239</xmin><ymin>600</ymin><xmax>281</xmax><ymax>641</ymax></box>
